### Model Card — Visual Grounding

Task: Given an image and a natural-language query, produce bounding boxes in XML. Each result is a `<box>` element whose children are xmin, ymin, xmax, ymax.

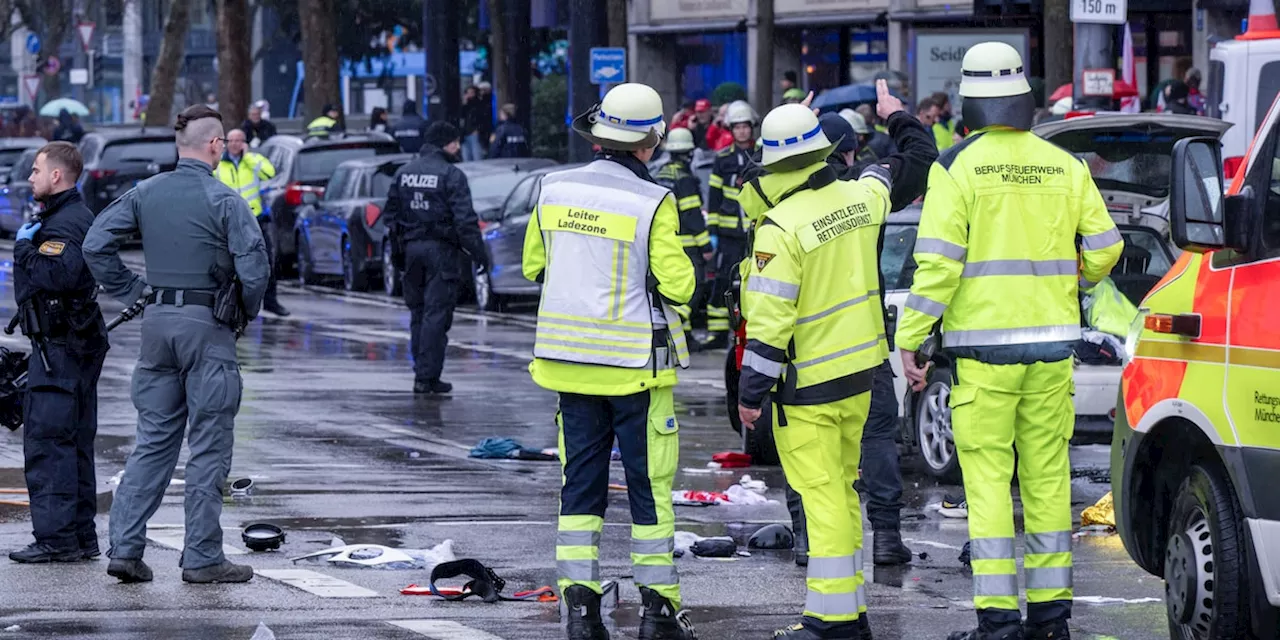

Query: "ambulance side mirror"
<box><xmin>1169</xmin><ymin>138</ymin><xmax>1231</xmax><ymax>253</ymax></box>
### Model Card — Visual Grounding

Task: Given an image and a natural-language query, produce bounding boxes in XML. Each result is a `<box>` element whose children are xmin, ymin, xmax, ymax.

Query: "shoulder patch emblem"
<box><xmin>38</xmin><ymin>241</ymin><xmax>65</xmax><ymax>256</ymax></box>
<box><xmin>755</xmin><ymin>251</ymin><xmax>775</xmax><ymax>271</ymax></box>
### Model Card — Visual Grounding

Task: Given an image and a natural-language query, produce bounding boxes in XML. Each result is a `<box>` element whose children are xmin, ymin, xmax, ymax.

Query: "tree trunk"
<box><xmin>1042</xmin><ymin>0</ymin><xmax>1073</xmax><ymax>105</ymax></box>
<box><xmin>145</xmin><ymin>0</ymin><xmax>193</xmax><ymax>126</ymax></box>
<box><xmin>606</xmin><ymin>0</ymin><xmax>626</xmax><ymax>48</ymax></box>
<box><xmin>486</xmin><ymin>0</ymin><xmax>508</xmax><ymax>107</ymax></box>
<box><xmin>299</xmin><ymin>0</ymin><xmax>340</xmax><ymax>124</ymax></box>
<box><xmin>216</xmin><ymin>0</ymin><xmax>251</xmax><ymax>126</ymax></box>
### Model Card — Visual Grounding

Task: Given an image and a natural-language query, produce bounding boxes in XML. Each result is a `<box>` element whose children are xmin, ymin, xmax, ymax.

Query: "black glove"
<box><xmin>390</xmin><ymin>235</ymin><xmax>406</xmax><ymax>271</ymax></box>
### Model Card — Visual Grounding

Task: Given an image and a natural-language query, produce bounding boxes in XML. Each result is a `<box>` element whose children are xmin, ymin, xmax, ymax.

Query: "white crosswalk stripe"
<box><xmin>255</xmin><ymin>568</ymin><xmax>379</xmax><ymax>598</ymax></box>
<box><xmin>146</xmin><ymin>524</ymin><xmax>247</xmax><ymax>556</ymax></box>
<box><xmin>388</xmin><ymin>620</ymin><xmax>506</xmax><ymax>639</ymax></box>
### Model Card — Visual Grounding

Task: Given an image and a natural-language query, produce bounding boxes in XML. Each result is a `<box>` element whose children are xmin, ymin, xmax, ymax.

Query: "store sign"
<box><xmin>912</xmin><ymin>31</ymin><xmax>1029</xmax><ymax>108</ymax></box>
<box><xmin>649</xmin><ymin>0</ymin><xmax>747</xmax><ymax>22</ymax></box>
<box><xmin>1082</xmin><ymin>69</ymin><xmax>1116</xmax><ymax>96</ymax></box>
<box><xmin>776</xmin><ymin>0</ymin><xmax>885</xmax><ymax>13</ymax></box>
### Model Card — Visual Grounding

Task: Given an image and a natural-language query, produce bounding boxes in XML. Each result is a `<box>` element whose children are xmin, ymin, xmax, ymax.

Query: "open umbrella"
<box><xmin>811</xmin><ymin>83</ymin><xmax>906</xmax><ymax>113</ymax></box>
<box><xmin>38</xmin><ymin>98</ymin><xmax>89</xmax><ymax>118</ymax></box>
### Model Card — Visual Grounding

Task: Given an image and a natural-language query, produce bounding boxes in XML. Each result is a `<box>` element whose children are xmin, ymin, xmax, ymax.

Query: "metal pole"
<box><xmin>123</xmin><ymin>0</ymin><xmax>143</xmax><ymax>122</ymax></box>
<box><xmin>568</xmin><ymin>0</ymin><xmax>607</xmax><ymax>163</ymax></box>
<box><xmin>1073</xmin><ymin>22</ymin><xmax>1116</xmax><ymax>110</ymax></box>
<box><xmin>422</xmin><ymin>0</ymin><xmax>460</xmax><ymax>124</ymax></box>
<box><xmin>503</xmin><ymin>0</ymin><xmax>531</xmax><ymax>134</ymax></box>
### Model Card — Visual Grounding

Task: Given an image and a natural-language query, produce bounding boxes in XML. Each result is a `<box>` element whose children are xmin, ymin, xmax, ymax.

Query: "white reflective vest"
<box><xmin>533</xmin><ymin>161</ymin><xmax>690</xmax><ymax>369</ymax></box>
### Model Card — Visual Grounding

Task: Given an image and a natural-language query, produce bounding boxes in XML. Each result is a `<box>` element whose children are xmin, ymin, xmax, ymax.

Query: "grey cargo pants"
<box><xmin>107</xmin><ymin>304</ymin><xmax>243</xmax><ymax>569</ymax></box>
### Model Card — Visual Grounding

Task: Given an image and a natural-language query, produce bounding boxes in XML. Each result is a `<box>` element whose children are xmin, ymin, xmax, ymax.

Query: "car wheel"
<box><xmin>296</xmin><ymin>232</ymin><xmax>320</xmax><ymax>286</ymax></box>
<box><xmin>723</xmin><ymin>348</ymin><xmax>779</xmax><ymax>465</ymax></box>
<box><xmin>915</xmin><ymin>368</ymin><xmax>961</xmax><ymax>484</ymax></box>
<box><xmin>474</xmin><ymin>271</ymin><xmax>502</xmax><ymax>311</ymax></box>
<box><xmin>342</xmin><ymin>237</ymin><xmax>369</xmax><ymax>292</ymax></box>
<box><xmin>1165</xmin><ymin>463</ymin><xmax>1250</xmax><ymax>640</ymax></box>
<box><xmin>382</xmin><ymin>240</ymin><xmax>402</xmax><ymax>297</ymax></box>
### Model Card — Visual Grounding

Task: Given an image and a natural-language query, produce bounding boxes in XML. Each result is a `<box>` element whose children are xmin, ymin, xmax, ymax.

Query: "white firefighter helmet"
<box><xmin>571</xmin><ymin>83</ymin><xmax>666</xmax><ymax>151</ymax></box>
<box><xmin>959</xmin><ymin>42</ymin><xmax>1032</xmax><ymax>99</ymax></box>
<box><xmin>665</xmin><ymin>127</ymin><xmax>696</xmax><ymax>153</ymax></box>
<box><xmin>725</xmin><ymin>100</ymin><xmax>757</xmax><ymax>126</ymax></box>
<box><xmin>839</xmin><ymin>108</ymin><xmax>870</xmax><ymax>134</ymax></box>
<box><xmin>759</xmin><ymin>103</ymin><xmax>838</xmax><ymax>172</ymax></box>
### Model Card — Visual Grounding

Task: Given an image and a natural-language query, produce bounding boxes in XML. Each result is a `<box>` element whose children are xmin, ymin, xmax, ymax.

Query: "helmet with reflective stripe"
<box><xmin>665</xmin><ymin>127</ymin><xmax>696</xmax><ymax>153</ymax></box>
<box><xmin>571</xmin><ymin>83</ymin><xmax>666</xmax><ymax>151</ymax></box>
<box><xmin>759</xmin><ymin>103</ymin><xmax>839</xmax><ymax>172</ymax></box>
<box><xmin>959</xmin><ymin>42</ymin><xmax>1032</xmax><ymax>99</ymax></box>
<box><xmin>726</xmin><ymin>100</ymin><xmax>757</xmax><ymax>126</ymax></box>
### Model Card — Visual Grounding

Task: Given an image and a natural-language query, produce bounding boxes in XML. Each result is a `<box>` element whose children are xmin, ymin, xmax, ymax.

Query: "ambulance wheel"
<box><xmin>915</xmin><ymin>368</ymin><xmax>961</xmax><ymax>484</ymax></box>
<box><xmin>1165</xmin><ymin>462</ymin><xmax>1249</xmax><ymax>640</ymax></box>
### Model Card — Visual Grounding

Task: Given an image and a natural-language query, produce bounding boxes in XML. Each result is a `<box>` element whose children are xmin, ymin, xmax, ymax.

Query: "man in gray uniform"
<box><xmin>83</xmin><ymin>105</ymin><xmax>269</xmax><ymax>584</ymax></box>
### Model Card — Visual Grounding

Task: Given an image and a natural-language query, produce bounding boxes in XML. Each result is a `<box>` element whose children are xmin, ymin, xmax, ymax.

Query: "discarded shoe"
<box><xmin>1023</xmin><ymin>619</ymin><xmax>1070</xmax><ymax>640</ymax></box>
<box><xmin>564</xmin><ymin>584</ymin><xmax>610</xmax><ymax>640</ymax></box>
<box><xmin>939</xmin><ymin>495</ymin><xmax>968</xmax><ymax>519</ymax></box>
<box><xmin>107</xmin><ymin>558</ymin><xmax>154</xmax><ymax>583</ymax></box>
<box><xmin>9</xmin><ymin>542</ymin><xmax>82</xmax><ymax>564</ymax></box>
<box><xmin>638</xmin><ymin>586</ymin><xmax>696</xmax><ymax>640</ymax></box>
<box><xmin>182</xmin><ymin>560</ymin><xmax>254</xmax><ymax>584</ymax></box>
<box><xmin>872</xmin><ymin>529</ymin><xmax>913</xmax><ymax>566</ymax></box>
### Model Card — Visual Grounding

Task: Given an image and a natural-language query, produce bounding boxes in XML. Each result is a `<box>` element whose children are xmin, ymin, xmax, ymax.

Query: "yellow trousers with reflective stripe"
<box><xmin>951</xmin><ymin>358</ymin><xmax>1074</xmax><ymax>614</ymax></box>
<box><xmin>773</xmin><ymin>393</ymin><xmax>869</xmax><ymax>624</ymax></box>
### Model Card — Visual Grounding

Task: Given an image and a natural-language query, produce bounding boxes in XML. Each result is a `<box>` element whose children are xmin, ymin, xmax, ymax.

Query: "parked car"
<box><xmin>0</xmin><ymin>147</ymin><xmax>39</xmax><ymax>235</ymax></box>
<box><xmin>78</xmin><ymin>129</ymin><xmax>178</xmax><ymax>213</ymax></box>
<box><xmin>258</xmin><ymin>133</ymin><xmax>402</xmax><ymax>276</ymax></box>
<box><xmin>0</xmin><ymin>137</ymin><xmax>47</xmax><ymax>183</ymax></box>
<box><xmin>723</xmin><ymin>113</ymin><xmax>1230</xmax><ymax>474</ymax></box>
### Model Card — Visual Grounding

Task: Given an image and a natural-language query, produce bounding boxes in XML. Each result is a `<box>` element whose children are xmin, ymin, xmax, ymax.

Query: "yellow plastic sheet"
<box><xmin>1080</xmin><ymin>491</ymin><xmax>1116</xmax><ymax>528</ymax></box>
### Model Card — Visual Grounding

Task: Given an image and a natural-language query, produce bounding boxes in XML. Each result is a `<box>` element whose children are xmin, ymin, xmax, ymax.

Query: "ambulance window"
<box><xmin>1207</xmin><ymin>61</ymin><xmax>1223</xmax><ymax>120</ymax></box>
<box><xmin>1265</xmin><ymin>133</ymin><xmax>1280</xmax><ymax>247</ymax></box>
<box><xmin>1258</xmin><ymin>64</ymin><xmax>1280</xmax><ymax>135</ymax></box>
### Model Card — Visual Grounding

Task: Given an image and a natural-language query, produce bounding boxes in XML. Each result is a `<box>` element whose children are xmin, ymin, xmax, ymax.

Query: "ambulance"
<box><xmin>1209</xmin><ymin>0</ymin><xmax>1280</xmax><ymax>176</ymax></box>
<box><xmin>1111</xmin><ymin>88</ymin><xmax>1280</xmax><ymax>637</ymax></box>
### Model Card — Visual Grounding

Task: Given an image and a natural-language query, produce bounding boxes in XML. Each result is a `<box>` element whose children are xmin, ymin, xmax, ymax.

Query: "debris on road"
<box><xmin>672</xmin><ymin>486</ymin><xmax>776</xmax><ymax>507</ymax></box>
<box><xmin>3</xmin><ymin>625</ymin><xmax>20</xmax><ymax>633</ymax></box>
<box><xmin>1081</xmin><ymin>491</ymin><xmax>1116</xmax><ymax>528</ymax></box>
<box><xmin>418</xmin><ymin>558</ymin><xmax>558</xmax><ymax>603</ymax></box>
<box><xmin>291</xmin><ymin>540</ymin><xmax>455</xmax><ymax>570</ymax></box>
<box><xmin>709</xmin><ymin>451</ymin><xmax>752</xmax><ymax>468</ymax></box>
<box><xmin>747</xmin><ymin>524</ymin><xmax>794</xmax><ymax>549</ymax></box>
<box><xmin>737</xmin><ymin>474</ymin><xmax>767</xmax><ymax>493</ymax></box>
<box><xmin>230</xmin><ymin>478</ymin><xmax>255</xmax><ymax>496</ymax></box>
<box><xmin>242</xmin><ymin>523</ymin><xmax>286</xmax><ymax>552</ymax></box>
<box><xmin>690</xmin><ymin>536</ymin><xmax>737</xmax><ymax>558</ymax></box>
<box><xmin>468</xmin><ymin>437</ymin><xmax>557</xmax><ymax>461</ymax></box>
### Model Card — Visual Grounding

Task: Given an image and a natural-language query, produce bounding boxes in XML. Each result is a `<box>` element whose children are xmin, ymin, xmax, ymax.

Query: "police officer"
<box><xmin>7</xmin><ymin>142</ymin><xmax>109</xmax><ymax>564</ymax></box>
<box><xmin>217</xmin><ymin>128</ymin><xmax>289</xmax><ymax>317</ymax></box>
<box><xmin>653</xmin><ymin>127</ymin><xmax>710</xmax><ymax>345</ymax></box>
<box><xmin>522</xmin><ymin>83</ymin><xmax>696</xmax><ymax>640</ymax></box>
<box><xmin>393</xmin><ymin>100</ymin><xmax>428</xmax><ymax>154</ymax></box>
<box><xmin>705</xmin><ymin>100</ymin><xmax>759</xmax><ymax>348</ymax></box>
<box><xmin>383</xmin><ymin>121</ymin><xmax>488</xmax><ymax>395</ymax></box>
<box><xmin>488</xmin><ymin>103</ymin><xmax>531</xmax><ymax>158</ymax></box>
<box><xmin>894</xmin><ymin>44</ymin><xmax>1123</xmax><ymax>640</ymax></box>
<box><xmin>84</xmin><ymin>105</ymin><xmax>270</xmax><ymax>584</ymax></box>
<box><xmin>306</xmin><ymin>104</ymin><xmax>343</xmax><ymax>139</ymax></box>
<box><xmin>736</xmin><ymin>102</ymin><xmax>894</xmax><ymax>640</ymax></box>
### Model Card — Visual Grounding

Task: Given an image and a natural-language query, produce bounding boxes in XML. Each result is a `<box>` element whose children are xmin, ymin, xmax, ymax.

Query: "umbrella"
<box><xmin>811</xmin><ymin>83</ymin><xmax>905</xmax><ymax>113</ymax></box>
<box><xmin>38</xmin><ymin>98</ymin><xmax>89</xmax><ymax>118</ymax></box>
<box><xmin>1049</xmin><ymin>83</ymin><xmax>1073</xmax><ymax>103</ymax></box>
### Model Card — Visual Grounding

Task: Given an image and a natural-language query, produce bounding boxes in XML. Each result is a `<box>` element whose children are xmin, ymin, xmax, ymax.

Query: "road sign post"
<box><xmin>77</xmin><ymin>22</ymin><xmax>96</xmax><ymax>52</ymax></box>
<box><xmin>23</xmin><ymin>75</ymin><xmax>40</xmax><ymax>103</ymax></box>
<box><xmin>24</xmin><ymin>33</ymin><xmax>40</xmax><ymax>56</ymax></box>
<box><xmin>1072</xmin><ymin>0</ymin><xmax>1123</xmax><ymax>110</ymax></box>
<box><xmin>589</xmin><ymin>48</ymin><xmax>626</xmax><ymax>85</ymax></box>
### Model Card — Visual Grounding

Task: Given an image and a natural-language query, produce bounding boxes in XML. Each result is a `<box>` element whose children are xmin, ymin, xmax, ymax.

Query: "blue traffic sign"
<box><xmin>590</xmin><ymin>48</ymin><xmax>626</xmax><ymax>85</ymax></box>
<box><xmin>25</xmin><ymin>33</ymin><xmax>40</xmax><ymax>55</ymax></box>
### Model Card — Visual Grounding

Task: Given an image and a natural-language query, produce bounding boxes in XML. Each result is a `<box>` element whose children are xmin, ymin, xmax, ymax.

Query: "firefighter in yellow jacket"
<box><xmin>895</xmin><ymin>43</ymin><xmax>1123</xmax><ymax>640</ymax></box>
<box><xmin>653</xmin><ymin>127</ymin><xmax>711</xmax><ymax>344</ymax></box>
<box><xmin>736</xmin><ymin>97</ymin><xmax>896</xmax><ymax>639</ymax></box>
<box><xmin>522</xmin><ymin>83</ymin><xmax>697</xmax><ymax>640</ymax></box>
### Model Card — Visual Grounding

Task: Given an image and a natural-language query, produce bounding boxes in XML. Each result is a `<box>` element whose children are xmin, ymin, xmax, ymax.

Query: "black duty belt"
<box><xmin>145</xmin><ymin>289</ymin><xmax>216</xmax><ymax>308</ymax></box>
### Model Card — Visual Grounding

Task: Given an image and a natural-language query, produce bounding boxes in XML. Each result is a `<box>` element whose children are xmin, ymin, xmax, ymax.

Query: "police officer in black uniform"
<box><xmin>393</xmin><ymin>100</ymin><xmax>428</xmax><ymax>154</ymax></box>
<box><xmin>8</xmin><ymin>142</ymin><xmax>109</xmax><ymax>564</ymax></box>
<box><xmin>384</xmin><ymin>121</ymin><xmax>489</xmax><ymax>394</ymax></box>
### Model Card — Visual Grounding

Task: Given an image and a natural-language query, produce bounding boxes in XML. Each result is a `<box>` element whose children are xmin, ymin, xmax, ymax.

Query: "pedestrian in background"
<box><xmin>216</xmin><ymin>128</ymin><xmax>288</xmax><ymax>317</ymax></box>
<box><xmin>241</xmin><ymin>102</ymin><xmax>277</xmax><ymax>148</ymax></box>
<box><xmin>461</xmin><ymin>85</ymin><xmax>488</xmax><ymax>161</ymax></box>
<box><xmin>522</xmin><ymin>82</ymin><xmax>697</xmax><ymax>640</ymax></box>
<box><xmin>52</xmin><ymin>110</ymin><xmax>84</xmax><ymax>145</ymax></box>
<box><xmin>7</xmin><ymin>142</ymin><xmax>108</xmax><ymax>565</ymax></box>
<box><xmin>896</xmin><ymin>43</ymin><xmax>1123</xmax><ymax>640</ymax></box>
<box><xmin>931</xmin><ymin>91</ymin><xmax>959</xmax><ymax>150</ymax></box>
<box><xmin>383</xmin><ymin>122</ymin><xmax>487</xmax><ymax>395</ymax></box>
<box><xmin>704</xmin><ymin>103</ymin><xmax>735</xmax><ymax>151</ymax></box>
<box><xmin>690</xmin><ymin>98</ymin><xmax>713</xmax><ymax>150</ymax></box>
<box><xmin>84</xmin><ymin>105</ymin><xmax>270</xmax><ymax>585</ymax></box>
<box><xmin>1184</xmin><ymin>68</ymin><xmax>1206</xmax><ymax>115</ymax></box>
<box><xmin>369</xmin><ymin>107</ymin><xmax>390</xmax><ymax>134</ymax></box>
<box><xmin>488</xmin><ymin>104</ymin><xmax>530</xmax><ymax>159</ymax></box>
<box><xmin>654</xmin><ymin>127</ymin><xmax>710</xmax><ymax>348</ymax></box>
<box><xmin>476</xmin><ymin>82</ymin><xmax>494</xmax><ymax>152</ymax></box>
<box><xmin>306</xmin><ymin>104</ymin><xmax>343</xmax><ymax>139</ymax></box>
<box><xmin>393</xmin><ymin>100</ymin><xmax>427</xmax><ymax>154</ymax></box>
<box><xmin>916</xmin><ymin>97</ymin><xmax>939</xmax><ymax>130</ymax></box>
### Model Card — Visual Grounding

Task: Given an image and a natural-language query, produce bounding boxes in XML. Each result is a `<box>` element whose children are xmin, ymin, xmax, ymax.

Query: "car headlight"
<box><xmin>1121</xmin><ymin>307</ymin><xmax>1149</xmax><ymax>366</ymax></box>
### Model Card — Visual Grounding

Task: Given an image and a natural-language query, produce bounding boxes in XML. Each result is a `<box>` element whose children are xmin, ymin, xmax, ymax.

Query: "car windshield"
<box><xmin>881</xmin><ymin>223</ymin><xmax>919</xmax><ymax>290</ymax></box>
<box><xmin>1047</xmin><ymin>129</ymin><xmax>1196</xmax><ymax>197</ymax></box>
<box><xmin>297</xmin><ymin>145</ymin><xmax>397</xmax><ymax>182</ymax></box>
<box><xmin>469</xmin><ymin>172</ymin><xmax>533</xmax><ymax>211</ymax></box>
<box><xmin>100</xmin><ymin>141</ymin><xmax>177</xmax><ymax>166</ymax></box>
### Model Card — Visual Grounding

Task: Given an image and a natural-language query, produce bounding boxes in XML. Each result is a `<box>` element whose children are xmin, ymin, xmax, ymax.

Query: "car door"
<box><xmin>308</xmin><ymin>167</ymin><xmax>353</xmax><ymax>277</ymax></box>
<box><xmin>488</xmin><ymin>174</ymin><xmax>540</xmax><ymax>295</ymax></box>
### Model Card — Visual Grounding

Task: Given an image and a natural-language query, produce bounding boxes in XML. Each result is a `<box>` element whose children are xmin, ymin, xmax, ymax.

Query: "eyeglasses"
<box><xmin>213</xmin><ymin>137</ymin><xmax>228</xmax><ymax>145</ymax></box>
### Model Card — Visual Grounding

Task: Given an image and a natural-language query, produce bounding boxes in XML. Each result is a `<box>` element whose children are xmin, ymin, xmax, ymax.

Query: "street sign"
<box><xmin>77</xmin><ymin>22</ymin><xmax>96</xmax><ymax>52</ymax></box>
<box><xmin>1072</xmin><ymin>0</ymin><xmax>1127</xmax><ymax>25</ymax></box>
<box><xmin>23</xmin><ymin>75</ymin><xmax>40</xmax><ymax>102</ymax></box>
<box><xmin>1082</xmin><ymin>68</ymin><xmax>1116</xmax><ymax>96</ymax></box>
<box><xmin>70</xmin><ymin>68</ymin><xmax>89</xmax><ymax>85</ymax></box>
<box><xmin>43</xmin><ymin>56</ymin><xmax>60</xmax><ymax>76</ymax></box>
<box><xmin>24</xmin><ymin>33</ymin><xmax>40</xmax><ymax>55</ymax></box>
<box><xmin>590</xmin><ymin>48</ymin><xmax>626</xmax><ymax>85</ymax></box>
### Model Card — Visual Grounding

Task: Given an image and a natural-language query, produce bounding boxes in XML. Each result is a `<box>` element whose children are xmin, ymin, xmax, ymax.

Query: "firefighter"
<box><xmin>704</xmin><ymin>100</ymin><xmax>759</xmax><ymax>349</ymax></box>
<box><xmin>522</xmin><ymin>83</ymin><xmax>697</xmax><ymax>640</ymax></box>
<box><xmin>654</xmin><ymin>127</ymin><xmax>710</xmax><ymax>345</ymax></box>
<box><xmin>736</xmin><ymin>100</ymin><xmax>896</xmax><ymax>640</ymax></box>
<box><xmin>306</xmin><ymin>104</ymin><xmax>343</xmax><ymax>139</ymax></box>
<box><xmin>895</xmin><ymin>43</ymin><xmax>1124</xmax><ymax>640</ymax></box>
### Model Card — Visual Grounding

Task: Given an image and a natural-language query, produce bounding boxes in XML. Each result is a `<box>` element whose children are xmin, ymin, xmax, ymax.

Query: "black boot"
<box><xmin>946</xmin><ymin>621</ymin><xmax>1024</xmax><ymax>640</ymax></box>
<box><xmin>182</xmin><ymin>560</ymin><xmax>254</xmax><ymax>584</ymax></box>
<box><xmin>413</xmin><ymin>379</ymin><xmax>452</xmax><ymax>394</ymax></box>
<box><xmin>563</xmin><ymin>585</ymin><xmax>610</xmax><ymax>640</ymax></box>
<box><xmin>9</xmin><ymin>542</ymin><xmax>83</xmax><ymax>563</ymax></box>
<box><xmin>107</xmin><ymin>558</ymin><xmax>154</xmax><ymax>583</ymax></box>
<box><xmin>1022</xmin><ymin>620</ymin><xmax>1069</xmax><ymax>640</ymax></box>
<box><xmin>856</xmin><ymin>615</ymin><xmax>873</xmax><ymax>640</ymax></box>
<box><xmin>638</xmin><ymin>586</ymin><xmax>696</xmax><ymax>640</ymax></box>
<box><xmin>79</xmin><ymin>536</ymin><xmax>101</xmax><ymax>560</ymax></box>
<box><xmin>872</xmin><ymin>529</ymin><xmax>913</xmax><ymax>566</ymax></box>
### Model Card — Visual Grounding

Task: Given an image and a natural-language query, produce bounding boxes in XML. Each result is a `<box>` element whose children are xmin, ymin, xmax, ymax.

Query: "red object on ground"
<box><xmin>712</xmin><ymin>451</ymin><xmax>753</xmax><ymax>468</ymax></box>
<box><xmin>673</xmin><ymin>490</ymin><xmax>732</xmax><ymax>505</ymax></box>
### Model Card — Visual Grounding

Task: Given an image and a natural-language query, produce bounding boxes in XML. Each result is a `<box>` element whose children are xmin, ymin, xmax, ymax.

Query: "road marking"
<box><xmin>256</xmin><ymin>569</ymin><xmax>379</xmax><ymax>598</ymax></box>
<box><xmin>388</xmin><ymin>620</ymin><xmax>505</xmax><ymax>639</ymax></box>
<box><xmin>1075</xmin><ymin>596</ymin><xmax>1162</xmax><ymax>606</ymax></box>
<box><xmin>146</xmin><ymin>524</ymin><xmax>246</xmax><ymax>556</ymax></box>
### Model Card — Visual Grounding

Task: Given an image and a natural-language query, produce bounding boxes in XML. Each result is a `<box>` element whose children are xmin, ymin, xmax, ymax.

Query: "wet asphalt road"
<box><xmin>0</xmin><ymin>243</ymin><xmax>1171</xmax><ymax>640</ymax></box>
